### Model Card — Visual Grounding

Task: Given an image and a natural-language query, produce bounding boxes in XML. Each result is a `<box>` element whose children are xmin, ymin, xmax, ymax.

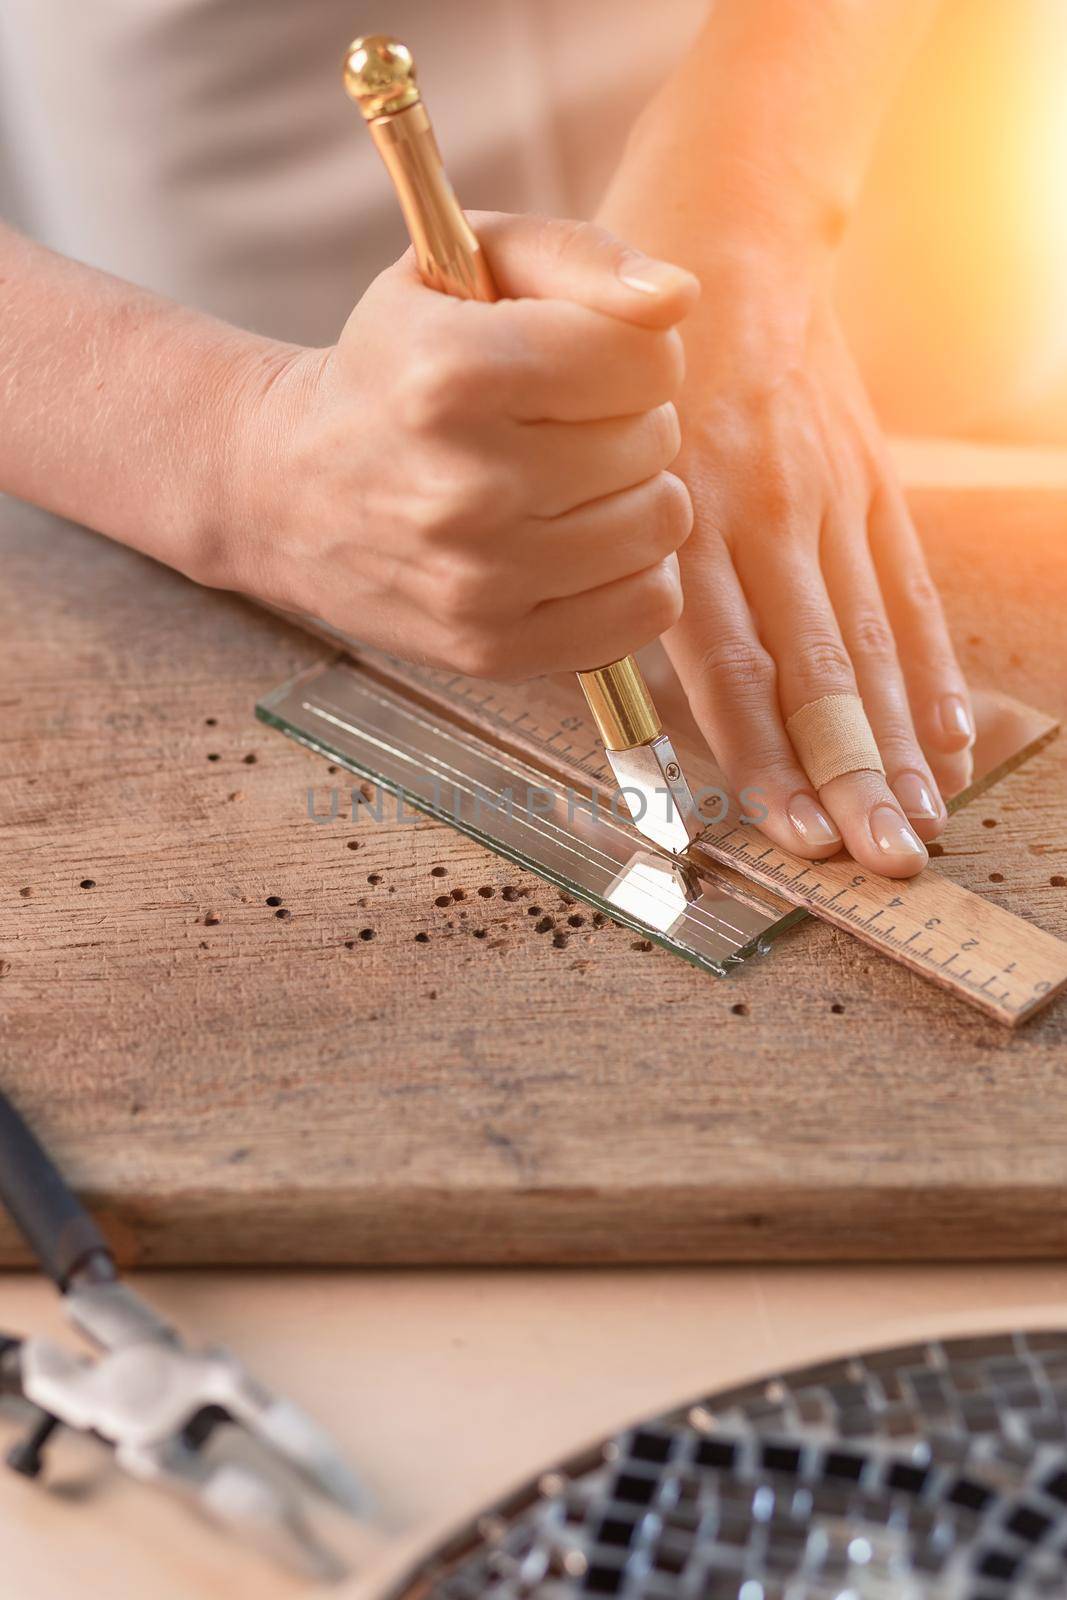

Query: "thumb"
<box><xmin>469</xmin><ymin>212</ymin><xmax>700</xmax><ymax>330</ymax></box>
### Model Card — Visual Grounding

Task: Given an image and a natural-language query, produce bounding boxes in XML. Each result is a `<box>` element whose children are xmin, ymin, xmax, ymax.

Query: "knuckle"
<box><xmin>662</xmin><ymin>327</ymin><xmax>686</xmax><ymax>393</ymax></box>
<box><xmin>406</xmin><ymin>482</ymin><xmax>468</xmax><ymax>542</ymax></box>
<box><xmin>449</xmin><ymin>626</ymin><xmax>508</xmax><ymax>680</ymax></box>
<box><xmin>573</xmin><ymin>220</ymin><xmax>628</xmax><ymax>269</ymax></box>
<box><xmin>706</xmin><ymin>726</ymin><xmax>798</xmax><ymax>787</ymax></box>
<box><xmin>793</xmin><ymin>631</ymin><xmax>855</xmax><ymax>690</ymax></box>
<box><xmin>879</xmin><ymin>728</ymin><xmax>925</xmax><ymax>769</ymax></box>
<box><xmin>696</xmin><ymin>640</ymin><xmax>776</xmax><ymax>698</ymax></box>
<box><xmin>754</xmin><ymin>465</ymin><xmax>818</xmax><ymax>527</ymax></box>
<box><xmin>638</xmin><ymin>329</ymin><xmax>686</xmax><ymax>405</ymax></box>
<box><xmin>623</xmin><ymin>558</ymin><xmax>683</xmax><ymax>639</ymax></box>
<box><xmin>430</xmin><ymin>553</ymin><xmax>494</xmax><ymax>623</ymax></box>
<box><xmin>646</xmin><ymin>561</ymin><xmax>685</xmax><ymax>631</ymax></box>
<box><xmin>654</xmin><ymin>472</ymin><xmax>694</xmax><ymax>551</ymax></box>
<box><xmin>408</xmin><ymin>467</ymin><xmax>510</xmax><ymax>545</ymax></box>
<box><xmin>441</xmin><ymin>475</ymin><xmax>495</xmax><ymax>537</ymax></box>
<box><xmin>848</xmin><ymin>610</ymin><xmax>898</xmax><ymax>662</ymax></box>
<box><xmin>403</xmin><ymin>490</ymin><xmax>444</xmax><ymax>541</ymax></box>
<box><xmin>463</xmin><ymin>464</ymin><xmax>520</xmax><ymax>529</ymax></box>
<box><xmin>538</xmin><ymin>216</ymin><xmax>608</xmax><ymax>270</ymax></box>
<box><xmin>400</xmin><ymin>346</ymin><xmax>469</xmax><ymax>430</ymax></box>
<box><xmin>646</xmin><ymin>401</ymin><xmax>681</xmax><ymax>466</ymax></box>
<box><xmin>898</xmin><ymin>565</ymin><xmax>944</xmax><ymax>616</ymax></box>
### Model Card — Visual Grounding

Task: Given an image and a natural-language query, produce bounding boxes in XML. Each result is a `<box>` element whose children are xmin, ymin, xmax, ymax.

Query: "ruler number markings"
<box><xmin>697</xmin><ymin>817</ymin><xmax>1067</xmax><ymax>1020</ymax></box>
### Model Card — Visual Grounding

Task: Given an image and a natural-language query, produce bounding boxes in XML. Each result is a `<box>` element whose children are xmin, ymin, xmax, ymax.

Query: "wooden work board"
<box><xmin>2</xmin><ymin>442</ymin><xmax>1067</xmax><ymax>1267</ymax></box>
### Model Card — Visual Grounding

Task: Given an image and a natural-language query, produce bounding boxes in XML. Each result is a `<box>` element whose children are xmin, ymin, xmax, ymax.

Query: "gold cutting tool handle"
<box><xmin>343</xmin><ymin>35</ymin><xmax>661</xmax><ymax>754</ymax></box>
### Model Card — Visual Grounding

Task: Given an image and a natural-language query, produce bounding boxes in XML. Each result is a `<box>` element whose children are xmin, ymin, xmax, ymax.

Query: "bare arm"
<box><xmin>0</xmin><ymin>225</ymin><xmax>284</xmax><ymax>583</ymax></box>
<box><xmin>599</xmin><ymin>1</ymin><xmax>976</xmax><ymax>881</ymax></box>
<box><xmin>0</xmin><ymin>215</ymin><xmax>699</xmax><ymax>681</ymax></box>
<box><xmin>610</xmin><ymin>0</ymin><xmax>939</xmax><ymax>266</ymax></box>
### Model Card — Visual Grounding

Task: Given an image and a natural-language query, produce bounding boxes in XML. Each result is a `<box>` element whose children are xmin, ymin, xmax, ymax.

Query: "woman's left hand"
<box><xmin>593</xmin><ymin>224</ymin><xmax>974</xmax><ymax>878</ymax></box>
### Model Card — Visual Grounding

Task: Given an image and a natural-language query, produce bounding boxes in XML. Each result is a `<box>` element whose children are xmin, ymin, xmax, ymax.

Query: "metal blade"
<box><xmin>604</xmin><ymin>733</ymin><xmax>703</xmax><ymax>855</ymax></box>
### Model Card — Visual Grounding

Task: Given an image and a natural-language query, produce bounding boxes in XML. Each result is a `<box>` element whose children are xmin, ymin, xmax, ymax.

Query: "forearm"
<box><xmin>0</xmin><ymin>225</ymin><xmax>290</xmax><ymax>580</ymax></box>
<box><xmin>596</xmin><ymin>2</ymin><xmax>971</xmax><ymax>879</ymax></box>
<box><xmin>604</xmin><ymin>0</ymin><xmax>939</xmax><ymax>271</ymax></box>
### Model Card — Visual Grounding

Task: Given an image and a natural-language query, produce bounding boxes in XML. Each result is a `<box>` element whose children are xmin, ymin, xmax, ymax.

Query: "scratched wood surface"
<box><xmin>1</xmin><ymin>444</ymin><xmax>1066</xmax><ymax>1265</ymax></box>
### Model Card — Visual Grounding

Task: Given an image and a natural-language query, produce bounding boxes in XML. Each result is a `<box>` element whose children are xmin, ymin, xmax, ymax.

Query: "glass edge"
<box><xmin>255</xmin><ymin>702</ymin><xmax>803</xmax><ymax>978</ymax></box>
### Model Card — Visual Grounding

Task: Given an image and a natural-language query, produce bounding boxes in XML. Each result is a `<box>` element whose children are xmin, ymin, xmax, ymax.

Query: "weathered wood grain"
<box><xmin>1</xmin><ymin>451</ymin><xmax>1066</xmax><ymax>1264</ymax></box>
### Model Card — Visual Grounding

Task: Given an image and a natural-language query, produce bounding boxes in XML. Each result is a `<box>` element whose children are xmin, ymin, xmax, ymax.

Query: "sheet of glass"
<box><xmin>257</xmin><ymin>645</ymin><xmax>1058</xmax><ymax>984</ymax></box>
<box><xmin>257</xmin><ymin>659</ymin><xmax>804</xmax><ymax>978</ymax></box>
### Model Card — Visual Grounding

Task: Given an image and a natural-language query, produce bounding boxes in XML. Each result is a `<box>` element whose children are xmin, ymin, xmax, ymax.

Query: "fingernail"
<box><xmin>618</xmin><ymin>258</ymin><xmax>698</xmax><ymax>297</ymax></box>
<box><xmin>870</xmin><ymin>802</ymin><xmax>928</xmax><ymax>861</ymax></box>
<box><xmin>893</xmin><ymin>771</ymin><xmax>942</xmax><ymax>821</ymax></box>
<box><xmin>788</xmin><ymin>792</ymin><xmax>841</xmax><ymax>848</ymax></box>
<box><xmin>938</xmin><ymin>693</ymin><xmax>975</xmax><ymax>749</ymax></box>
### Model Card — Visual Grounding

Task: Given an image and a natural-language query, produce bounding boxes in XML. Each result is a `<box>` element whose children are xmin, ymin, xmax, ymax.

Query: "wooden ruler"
<box><xmin>691</xmin><ymin>821</ymin><xmax>1067</xmax><ymax>1025</ymax></box>
<box><xmin>273</xmin><ymin>640</ymin><xmax>1067</xmax><ymax>1026</ymax></box>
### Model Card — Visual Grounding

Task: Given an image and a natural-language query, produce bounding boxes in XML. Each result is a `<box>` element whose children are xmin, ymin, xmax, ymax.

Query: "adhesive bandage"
<box><xmin>785</xmin><ymin>693</ymin><xmax>885</xmax><ymax>790</ymax></box>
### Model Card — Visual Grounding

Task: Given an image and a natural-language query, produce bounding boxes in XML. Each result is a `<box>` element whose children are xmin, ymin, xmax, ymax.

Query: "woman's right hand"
<box><xmin>222</xmin><ymin>213</ymin><xmax>699</xmax><ymax>679</ymax></box>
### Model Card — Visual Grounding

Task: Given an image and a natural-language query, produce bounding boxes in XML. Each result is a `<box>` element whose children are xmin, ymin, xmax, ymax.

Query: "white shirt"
<box><xmin>0</xmin><ymin>0</ymin><xmax>707</xmax><ymax>346</ymax></box>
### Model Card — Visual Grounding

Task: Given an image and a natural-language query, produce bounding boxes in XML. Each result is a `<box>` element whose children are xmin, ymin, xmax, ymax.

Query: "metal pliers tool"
<box><xmin>0</xmin><ymin>1089</ymin><xmax>363</xmax><ymax>1579</ymax></box>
